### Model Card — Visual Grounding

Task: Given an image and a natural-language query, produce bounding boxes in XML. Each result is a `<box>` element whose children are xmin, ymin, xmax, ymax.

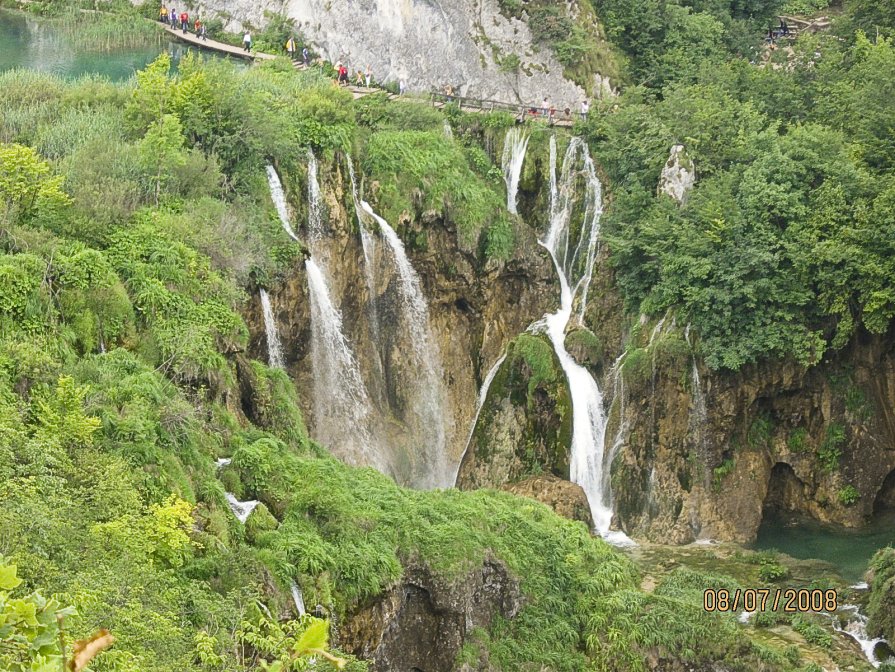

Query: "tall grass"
<box><xmin>52</xmin><ymin>10</ymin><xmax>164</xmax><ymax>51</ymax></box>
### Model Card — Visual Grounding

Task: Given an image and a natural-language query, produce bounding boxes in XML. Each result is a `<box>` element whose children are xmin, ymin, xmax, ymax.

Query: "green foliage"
<box><xmin>817</xmin><ymin>423</ymin><xmax>845</xmax><ymax>472</ymax></box>
<box><xmin>787</xmin><ymin>427</ymin><xmax>809</xmax><ymax>452</ymax></box>
<box><xmin>510</xmin><ymin>334</ymin><xmax>561</xmax><ymax>407</ymax></box>
<box><xmin>837</xmin><ymin>485</ymin><xmax>860</xmax><ymax>506</ymax></box>
<box><xmin>758</xmin><ymin>562</ymin><xmax>789</xmax><ymax>582</ymax></box>
<box><xmin>0</xmin><ymin>142</ymin><xmax>71</xmax><ymax>223</ymax></box>
<box><xmin>712</xmin><ymin>458</ymin><xmax>735</xmax><ymax>491</ymax></box>
<box><xmin>362</xmin><ymin>130</ymin><xmax>509</xmax><ymax>249</ymax></box>
<box><xmin>0</xmin><ymin>558</ymin><xmax>76</xmax><ymax>672</ymax></box>
<box><xmin>791</xmin><ymin>614</ymin><xmax>833</xmax><ymax>648</ymax></box>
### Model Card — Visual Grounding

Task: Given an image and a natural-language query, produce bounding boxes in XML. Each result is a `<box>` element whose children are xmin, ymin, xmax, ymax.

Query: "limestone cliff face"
<box><xmin>194</xmin><ymin>0</ymin><xmax>609</xmax><ymax>105</ymax></box>
<box><xmin>603</xmin><ymin>315</ymin><xmax>895</xmax><ymax>544</ymax></box>
<box><xmin>244</xmin><ymin>151</ymin><xmax>555</xmax><ymax>486</ymax></box>
<box><xmin>339</xmin><ymin>556</ymin><xmax>523</xmax><ymax>672</ymax></box>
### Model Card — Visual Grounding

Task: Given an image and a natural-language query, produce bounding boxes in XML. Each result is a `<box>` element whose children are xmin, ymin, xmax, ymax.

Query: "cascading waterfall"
<box><xmin>359</xmin><ymin>200</ymin><xmax>450</xmax><ymax>488</ymax></box>
<box><xmin>346</xmin><ymin>157</ymin><xmax>381</xmax><ymax>334</ymax></box>
<box><xmin>454</xmin><ymin>353</ymin><xmax>507</xmax><ymax>482</ymax></box>
<box><xmin>259</xmin><ymin>289</ymin><xmax>285</xmax><ymax>369</ymax></box>
<box><xmin>830</xmin><ymin>603</ymin><xmax>888</xmax><ymax>667</ymax></box>
<box><xmin>225</xmin><ymin>494</ymin><xmax>259</xmax><ymax>523</ymax></box>
<box><xmin>501</xmin><ymin>126</ymin><xmax>529</xmax><ymax>215</ymax></box>
<box><xmin>305</xmin><ymin>260</ymin><xmax>382</xmax><ymax>468</ymax></box>
<box><xmin>603</xmin><ymin>352</ymin><xmax>630</xmax><ymax>514</ymax></box>
<box><xmin>266</xmin><ymin>158</ymin><xmax>382</xmax><ymax>471</ymax></box>
<box><xmin>536</xmin><ymin>136</ymin><xmax>632</xmax><ymax>544</ymax></box>
<box><xmin>290</xmin><ymin>581</ymin><xmax>307</xmax><ymax>617</ymax></box>
<box><xmin>265</xmin><ymin>165</ymin><xmax>299</xmax><ymax>241</ymax></box>
<box><xmin>215</xmin><ymin>458</ymin><xmax>260</xmax><ymax>522</ymax></box>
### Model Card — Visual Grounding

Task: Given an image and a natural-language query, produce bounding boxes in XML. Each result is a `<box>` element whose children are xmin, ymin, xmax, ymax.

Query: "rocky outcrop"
<box><xmin>339</xmin><ymin>557</ymin><xmax>523</xmax><ymax>672</ymax></box>
<box><xmin>455</xmin><ymin>333</ymin><xmax>572</xmax><ymax>490</ymax></box>
<box><xmin>658</xmin><ymin>144</ymin><xmax>696</xmax><ymax>204</ymax></box>
<box><xmin>244</xmin><ymin>151</ymin><xmax>556</xmax><ymax>486</ymax></box>
<box><xmin>194</xmin><ymin>0</ymin><xmax>612</xmax><ymax>105</ymax></box>
<box><xmin>605</xmin><ymin>319</ymin><xmax>895</xmax><ymax>544</ymax></box>
<box><xmin>503</xmin><ymin>474</ymin><xmax>593</xmax><ymax>527</ymax></box>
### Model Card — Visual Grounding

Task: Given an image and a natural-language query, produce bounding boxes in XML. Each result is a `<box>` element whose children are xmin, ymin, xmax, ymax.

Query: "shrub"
<box><xmin>817</xmin><ymin>423</ymin><xmax>846</xmax><ymax>472</ymax></box>
<box><xmin>838</xmin><ymin>485</ymin><xmax>860</xmax><ymax>506</ymax></box>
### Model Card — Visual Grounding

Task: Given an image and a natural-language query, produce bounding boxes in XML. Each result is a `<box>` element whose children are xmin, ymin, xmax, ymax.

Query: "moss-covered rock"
<box><xmin>244</xmin><ymin>502</ymin><xmax>279</xmax><ymax>544</ymax></box>
<box><xmin>456</xmin><ymin>333</ymin><xmax>572</xmax><ymax>490</ymax></box>
<box><xmin>868</xmin><ymin>548</ymin><xmax>895</xmax><ymax>643</ymax></box>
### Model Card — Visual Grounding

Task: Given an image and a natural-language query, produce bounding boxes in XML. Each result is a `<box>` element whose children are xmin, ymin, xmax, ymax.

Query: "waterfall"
<box><xmin>259</xmin><ymin>289</ymin><xmax>285</xmax><ymax>369</ymax></box>
<box><xmin>265</xmin><ymin>165</ymin><xmax>299</xmax><ymax>241</ymax></box>
<box><xmin>303</xmin><ymin>155</ymin><xmax>380</xmax><ymax>470</ymax></box>
<box><xmin>603</xmin><ymin>352</ymin><xmax>630</xmax><ymax>522</ymax></box>
<box><xmin>539</xmin><ymin>136</ymin><xmax>630</xmax><ymax>542</ymax></box>
<box><xmin>501</xmin><ymin>127</ymin><xmax>529</xmax><ymax>215</ymax></box>
<box><xmin>454</xmin><ymin>353</ymin><xmax>507</xmax><ymax>483</ymax></box>
<box><xmin>225</xmin><ymin>493</ymin><xmax>259</xmax><ymax>523</ymax></box>
<box><xmin>443</xmin><ymin>120</ymin><xmax>453</xmax><ymax>140</ymax></box>
<box><xmin>346</xmin><ymin>157</ymin><xmax>381</xmax><ymax>331</ymax></box>
<box><xmin>305</xmin><ymin>258</ymin><xmax>382</xmax><ymax>468</ymax></box>
<box><xmin>290</xmin><ymin>581</ymin><xmax>307</xmax><ymax>617</ymax></box>
<box><xmin>306</xmin><ymin>150</ymin><xmax>325</xmax><ymax>242</ymax></box>
<box><xmin>831</xmin><ymin>605</ymin><xmax>888</xmax><ymax>667</ymax></box>
<box><xmin>359</xmin><ymin>200</ymin><xmax>450</xmax><ymax>488</ymax></box>
<box><xmin>265</xmin><ymin>159</ymin><xmax>382</xmax><ymax>471</ymax></box>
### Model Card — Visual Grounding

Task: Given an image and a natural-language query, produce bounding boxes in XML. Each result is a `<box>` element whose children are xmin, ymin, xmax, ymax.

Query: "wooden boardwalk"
<box><xmin>160</xmin><ymin>22</ymin><xmax>274</xmax><ymax>60</ymax></box>
<box><xmin>163</xmin><ymin>26</ymin><xmax>577</xmax><ymax>127</ymax></box>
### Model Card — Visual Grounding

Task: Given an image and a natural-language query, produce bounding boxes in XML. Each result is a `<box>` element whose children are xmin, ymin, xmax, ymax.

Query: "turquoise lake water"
<box><xmin>754</xmin><ymin>511</ymin><xmax>895</xmax><ymax>583</ymax></box>
<box><xmin>0</xmin><ymin>8</ymin><xmax>241</xmax><ymax>80</ymax></box>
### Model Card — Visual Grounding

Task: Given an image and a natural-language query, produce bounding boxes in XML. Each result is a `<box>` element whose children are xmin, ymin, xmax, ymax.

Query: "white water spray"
<box><xmin>259</xmin><ymin>289</ymin><xmax>285</xmax><ymax>369</ymax></box>
<box><xmin>831</xmin><ymin>605</ymin><xmax>888</xmax><ymax>667</ymax></box>
<box><xmin>539</xmin><ymin>136</ymin><xmax>629</xmax><ymax>541</ymax></box>
<box><xmin>360</xmin><ymin>200</ymin><xmax>450</xmax><ymax>488</ymax></box>
<box><xmin>265</xmin><ymin>165</ymin><xmax>299</xmax><ymax>241</ymax></box>
<box><xmin>225</xmin><ymin>493</ymin><xmax>259</xmax><ymax>523</ymax></box>
<box><xmin>501</xmin><ymin>126</ymin><xmax>529</xmax><ymax>214</ymax></box>
<box><xmin>454</xmin><ymin>353</ymin><xmax>507</xmax><ymax>483</ymax></box>
<box><xmin>290</xmin><ymin>581</ymin><xmax>307</xmax><ymax>616</ymax></box>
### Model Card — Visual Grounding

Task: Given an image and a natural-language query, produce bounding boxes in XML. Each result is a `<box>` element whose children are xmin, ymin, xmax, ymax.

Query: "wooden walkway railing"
<box><xmin>160</xmin><ymin>25</ymin><xmax>581</xmax><ymax>126</ymax></box>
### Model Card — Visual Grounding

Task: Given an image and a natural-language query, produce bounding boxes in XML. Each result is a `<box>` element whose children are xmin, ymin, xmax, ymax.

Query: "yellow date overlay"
<box><xmin>703</xmin><ymin>588</ymin><xmax>837</xmax><ymax>613</ymax></box>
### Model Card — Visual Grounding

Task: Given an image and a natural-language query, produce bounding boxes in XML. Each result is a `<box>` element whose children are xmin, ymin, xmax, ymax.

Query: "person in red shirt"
<box><xmin>180</xmin><ymin>12</ymin><xmax>188</xmax><ymax>34</ymax></box>
<box><xmin>194</xmin><ymin>18</ymin><xmax>201</xmax><ymax>34</ymax></box>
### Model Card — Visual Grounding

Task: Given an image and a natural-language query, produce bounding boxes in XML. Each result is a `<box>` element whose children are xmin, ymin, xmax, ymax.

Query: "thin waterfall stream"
<box><xmin>501</xmin><ymin>126</ymin><xmax>529</xmax><ymax>215</ymax></box>
<box><xmin>538</xmin><ymin>136</ymin><xmax>631</xmax><ymax>543</ymax></box>
<box><xmin>259</xmin><ymin>288</ymin><xmax>285</xmax><ymax>369</ymax></box>
<box><xmin>358</xmin><ymin>199</ymin><xmax>451</xmax><ymax>488</ymax></box>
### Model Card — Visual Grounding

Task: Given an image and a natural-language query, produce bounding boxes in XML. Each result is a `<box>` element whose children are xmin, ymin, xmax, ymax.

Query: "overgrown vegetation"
<box><xmin>587</xmin><ymin>22</ymin><xmax>895</xmax><ymax>370</ymax></box>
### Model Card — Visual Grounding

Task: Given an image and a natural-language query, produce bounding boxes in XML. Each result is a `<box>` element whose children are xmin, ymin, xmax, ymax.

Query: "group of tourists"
<box><xmin>518</xmin><ymin>97</ymin><xmax>589</xmax><ymax>124</ymax></box>
<box><xmin>284</xmin><ymin>37</ymin><xmax>310</xmax><ymax>65</ymax></box>
<box><xmin>158</xmin><ymin>6</ymin><xmax>207</xmax><ymax>41</ymax></box>
<box><xmin>334</xmin><ymin>62</ymin><xmax>374</xmax><ymax>88</ymax></box>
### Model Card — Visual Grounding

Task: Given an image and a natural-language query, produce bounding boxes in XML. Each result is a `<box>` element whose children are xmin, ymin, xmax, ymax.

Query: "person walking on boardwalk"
<box><xmin>286</xmin><ymin>36</ymin><xmax>296</xmax><ymax>59</ymax></box>
<box><xmin>243</xmin><ymin>31</ymin><xmax>252</xmax><ymax>52</ymax></box>
<box><xmin>194</xmin><ymin>18</ymin><xmax>201</xmax><ymax>35</ymax></box>
<box><xmin>580</xmin><ymin>99</ymin><xmax>589</xmax><ymax>122</ymax></box>
<box><xmin>159</xmin><ymin>5</ymin><xmax>168</xmax><ymax>23</ymax></box>
<box><xmin>180</xmin><ymin>11</ymin><xmax>188</xmax><ymax>34</ymax></box>
<box><xmin>168</xmin><ymin>7</ymin><xmax>175</xmax><ymax>26</ymax></box>
<box><xmin>302</xmin><ymin>47</ymin><xmax>310</xmax><ymax>65</ymax></box>
<box><xmin>355</xmin><ymin>69</ymin><xmax>364</xmax><ymax>86</ymax></box>
<box><xmin>399</xmin><ymin>78</ymin><xmax>407</xmax><ymax>95</ymax></box>
<box><xmin>365</xmin><ymin>64</ymin><xmax>372</xmax><ymax>87</ymax></box>
<box><xmin>199</xmin><ymin>23</ymin><xmax>207</xmax><ymax>40</ymax></box>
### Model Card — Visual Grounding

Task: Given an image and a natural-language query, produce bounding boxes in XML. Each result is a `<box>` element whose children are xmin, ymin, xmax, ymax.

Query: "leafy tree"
<box><xmin>0</xmin><ymin>143</ymin><xmax>70</xmax><ymax>222</ymax></box>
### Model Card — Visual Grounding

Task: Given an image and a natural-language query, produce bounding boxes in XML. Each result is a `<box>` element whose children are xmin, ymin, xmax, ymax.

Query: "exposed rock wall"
<box><xmin>606</xmin><ymin>320</ymin><xmax>895</xmax><ymax>544</ymax></box>
<box><xmin>193</xmin><ymin>0</ymin><xmax>605</xmax><ymax>105</ymax></box>
<box><xmin>244</xmin><ymin>152</ymin><xmax>555</xmax><ymax>485</ymax></box>
<box><xmin>339</xmin><ymin>557</ymin><xmax>523</xmax><ymax>671</ymax></box>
